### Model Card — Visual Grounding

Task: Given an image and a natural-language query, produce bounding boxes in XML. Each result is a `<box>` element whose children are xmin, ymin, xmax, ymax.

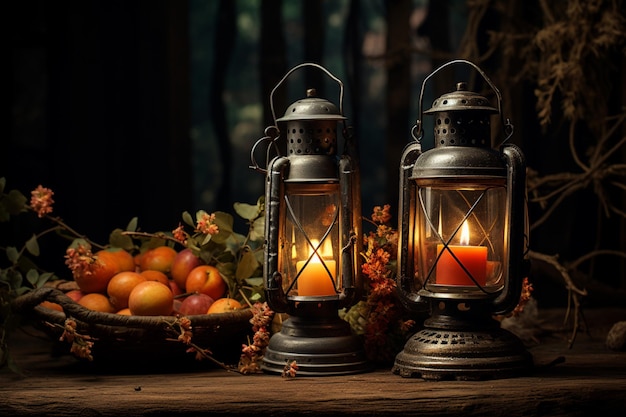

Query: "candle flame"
<box><xmin>307</xmin><ymin>239</ymin><xmax>333</xmax><ymax>262</ymax></box>
<box><xmin>460</xmin><ymin>220</ymin><xmax>470</xmax><ymax>246</ymax></box>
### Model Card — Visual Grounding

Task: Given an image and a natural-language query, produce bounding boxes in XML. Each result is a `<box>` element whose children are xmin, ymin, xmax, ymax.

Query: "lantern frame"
<box><xmin>392</xmin><ymin>60</ymin><xmax>533</xmax><ymax>380</ymax></box>
<box><xmin>250</xmin><ymin>63</ymin><xmax>368</xmax><ymax>376</ymax></box>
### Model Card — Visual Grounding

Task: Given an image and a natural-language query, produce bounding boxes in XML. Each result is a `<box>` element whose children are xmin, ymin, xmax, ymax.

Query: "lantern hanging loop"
<box><xmin>411</xmin><ymin>59</ymin><xmax>514</xmax><ymax>146</ymax></box>
<box><xmin>249</xmin><ymin>125</ymin><xmax>281</xmax><ymax>174</ymax></box>
<box><xmin>269</xmin><ymin>62</ymin><xmax>345</xmax><ymax>126</ymax></box>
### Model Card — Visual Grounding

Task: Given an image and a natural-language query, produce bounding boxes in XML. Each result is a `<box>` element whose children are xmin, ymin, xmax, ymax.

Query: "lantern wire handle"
<box><xmin>413</xmin><ymin>59</ymin><xmax>513</xmax><ymax>146</ymax></box>
<box><xmin>269</xmin><ymin>62</ymin><xmax>345</xmax><ymax>126</ymax></box>
<box><xmin>251</xmin><ymin>63</ymin><xmax>347</xmax><ymax>175</ymax></box>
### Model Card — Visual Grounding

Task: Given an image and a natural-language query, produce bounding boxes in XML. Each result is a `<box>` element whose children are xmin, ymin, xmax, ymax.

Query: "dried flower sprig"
<box><xmin>1</xmin><ymin>178</ymin><xmax>107</xmax><ymax>372</ymax></box>
<box><xmin>282</xmin><ymin>360</ymin><xmax>298</xmax><ymax>378</ymax></box>
<box><xmin>341</xmin><ymin>204</ymin><xmax>416</xmax><ymax>364</ymax></box>
<box><xmin>238</xmin><ymin>301</ymin><xmax>274</xmax><ymax>374</ymax></box>
<box><xmin>163</xmin><ymin>316</ymin><xmax>239</xmax><ymax>372</ymax></box>
<box><xmin>49</xmin><ymin>318</ymin><xmax>96</xmax><ymax>361</ymax></box>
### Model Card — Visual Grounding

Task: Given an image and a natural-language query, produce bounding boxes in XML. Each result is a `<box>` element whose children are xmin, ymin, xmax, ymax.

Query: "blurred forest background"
<box><xmin>4</xmin><ymin>0</ymin><xmax>626</xmax><ymax>309</ymax></box>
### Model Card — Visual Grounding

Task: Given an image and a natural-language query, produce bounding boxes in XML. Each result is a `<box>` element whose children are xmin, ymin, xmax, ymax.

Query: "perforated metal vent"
<box><xmin>285</xmin><ymin>120</ymin><xmax>337</xmax><ymax>156</ymax></box>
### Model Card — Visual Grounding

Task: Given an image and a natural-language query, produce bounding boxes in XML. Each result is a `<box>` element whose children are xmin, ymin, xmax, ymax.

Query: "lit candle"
<box><xmin>296</xmin><ymin>239</ymin><xmax>337</xmax><ymax>296</ymax></box>
<box><xmin>436</xmin><ymin>220</ymin><xmax>487</xmax><ymax>286</ymax></box>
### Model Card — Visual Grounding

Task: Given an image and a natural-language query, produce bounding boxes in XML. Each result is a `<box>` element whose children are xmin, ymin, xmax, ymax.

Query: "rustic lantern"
<box><xmin>250</xmin><ymin>63</ymin><xmax>367</xmax><ymax>375</ymax></box>
<box><xmin>392</xmin><ymin>60</ymin><xmax>533</xmax><ymax>380</ymax></box>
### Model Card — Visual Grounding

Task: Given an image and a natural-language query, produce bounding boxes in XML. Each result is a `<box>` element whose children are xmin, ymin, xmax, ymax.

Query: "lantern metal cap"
<box><xmin>411</xmin><ymin>146</ymin><xmax>507</xmax><ymax>184</ymax></box>
<box><xmin>424</xmin><ymin>82</ymin><xmax>497</xmax><ymax>114</ymax></box>
<box><xmin>277</xmin><ymin>89</ymin><xmax>346</xmax><ymax>122</ymax></box>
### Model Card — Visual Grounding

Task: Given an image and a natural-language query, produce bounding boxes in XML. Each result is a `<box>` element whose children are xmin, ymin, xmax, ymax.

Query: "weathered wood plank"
<box><xmin>2</xmin><ymin>308</ymin><xmax>626</xmax><ymax>417</ymax></box>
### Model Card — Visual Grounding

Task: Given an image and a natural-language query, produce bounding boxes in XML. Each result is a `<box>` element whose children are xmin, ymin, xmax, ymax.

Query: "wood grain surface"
<box><xmin>2</xmin><ymin>308</ymin><xmax>625</xmax><ymax>417</ymax></box>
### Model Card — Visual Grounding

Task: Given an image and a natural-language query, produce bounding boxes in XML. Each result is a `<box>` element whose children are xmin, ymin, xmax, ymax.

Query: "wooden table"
<box><xmin>2</xmin><ymin>308</ymin><xmax>626</xmax><ymax>417</ymax></box>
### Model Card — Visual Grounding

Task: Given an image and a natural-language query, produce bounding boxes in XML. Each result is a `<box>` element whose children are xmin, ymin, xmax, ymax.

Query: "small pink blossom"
<box><xmin>282</xmin><ymin>360</ymin><xmax>298</xmax><ymax>378</ymax></box>
<box><xmin>30</xmin><ymin>185</ymin><xmax>55</xmax><ymax>218</ymax></box>
<box><xmin>196</xmin><ymin>212</ymin><xmax>219</xmax><ymax>235</ymax></box>
<box><xmin>172</xmin><ymin>223</ymin><xmax>188</xmax><ymax>243</ymax></box>
<box><xmin>64</xmin><ymin>244</ymin><xmax>96</xmax><ymax>279</ymax></box>
<box><xmin>371</xmin><ymin>204</ymin><xmax>391</xmax><ymax>224</ymax></box>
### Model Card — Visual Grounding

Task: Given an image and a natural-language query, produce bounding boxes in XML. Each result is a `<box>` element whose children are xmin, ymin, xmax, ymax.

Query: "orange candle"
<box><xmin>435</xmin><ymin>220</ymin><xmax>487</xmax><ymax>286</ymax></box>
<box><xmin>296</xmin><ymin>258</ymin><xmax>336</xmax><ymax>296</ymax></box>
<box><xmin>436</xmin><ymin>244</ymin><xmax>487</xmax><ymax>286</ymax></box>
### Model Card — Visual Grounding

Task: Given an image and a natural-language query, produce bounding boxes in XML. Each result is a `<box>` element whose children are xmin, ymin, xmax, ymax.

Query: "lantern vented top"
<box><xmin>276</xmin><ymin>89</ymin><xmax>346</xmax><ymax>122</ymax></box>
<box><xmin>424</xmin><ymin>82</ymin><xmax>498</xmax><ymax>148</ymax></box>
<box><xmin>424</xmin><ymin>82</ymin><xmax>498</xmax><ymax>114</ymax></box>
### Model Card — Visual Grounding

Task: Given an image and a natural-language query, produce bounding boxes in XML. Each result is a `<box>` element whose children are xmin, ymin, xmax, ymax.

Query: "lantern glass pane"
<box><xmin>414</xmin><ymin>185</ymin><xmax>507</xmax><ymax>293</ymax></box>
<box><xmin>280</xmin><ymin>184</ymin><xmax>341</xmax><ymax>297</ymax></box>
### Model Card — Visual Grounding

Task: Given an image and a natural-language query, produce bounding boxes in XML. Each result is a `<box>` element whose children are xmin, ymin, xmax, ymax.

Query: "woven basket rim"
<box><xmin>12</xmin><ymin>286</ymin><xmax>253</xmax><ymax>334</ymax></box>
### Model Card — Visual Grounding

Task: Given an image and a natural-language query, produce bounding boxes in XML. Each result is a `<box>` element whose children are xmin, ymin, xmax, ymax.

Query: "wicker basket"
<box><xmin>11</xmin><ymin>286</ymin><xmax>254</xmax><ymax>372</ymax></box>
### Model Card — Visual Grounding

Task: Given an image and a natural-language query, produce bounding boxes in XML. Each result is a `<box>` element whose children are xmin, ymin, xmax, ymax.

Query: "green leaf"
<box><xmin>36</xmin><ymin>272</ymin><xmax>54</xmax><ymax>288</ymax></box>
<box><xmin>244</xmin><ymin>277</ymin><xmax>264</xmax><ymax>287</ymax></box>
<box><xmin>15</xmin><ymin>286</ymin><xmax>31</xmax><ymax>296</ymax></box>
<box><xmin>213</xmin><ymin>212</ymin><xmax>234</xmax><ymax>233</ymax></box>
<box><xmin>235</xmin><ymin>247</ymin><xmax>260</xmax><ymax>280</ymax></box>
<box><xmin>201</xmin><ymin>233</ymin><xmax>213</xmax><ymax>245</ymax></box>
<box><xmin>248</xmin><ymin>292</ymin><xmax>262</xmax><ymax>301</ymax></box>
<box><xmin>186</xmin><ymin>238</ymin><xmax>202</xmax><ymax>252</ymax></box>
<box><xmin>68</xmin><ymin>238</ymin><xmax>90</xmax><ymax>250</ymax></box>
<box><xmin>210</xmin><ymin>211</ymin><xmax>234</xmax><ymax>244</ymax></box>
<box><xmin>5</xmin><ymin>190</ymin><xmax>27</xmax><ymax>215</ymax></box>
<box><xmin>249</xmin><ymin>216</ymin><xmax>265</xmax><ymax>242</ymax></box>
<box><xmin>233</xmin><ymin>202</ymin><xmax>261</xmax><ymax>221</ymax></box>
<box><xmin>139</xmin><ymin>237</ymin><xmax>168</xmax><ymax>252</ymax></box>
<box><xmin>126</xmin><ymin>217</ymin><xmax>138</xmax><ymax>232</ymax></box>
<box><xmin>25</xmin><ymin>235</ymin><xmax>40</xmax><ymax>256</ymax></box>
<box><xmin>4</xmin><ymin>270</ymin><xmax>22</xmax><ymax>290</ymax></box>
<box><xmin>182</xmin><ymin>211</ymin><xmax>195</xmax><ymax>227</ymax></box>
<box><xmin>26</xmin><ymin>269</ymin><xmax>39</xmax><ymax>286</ymax></box>
<box><xmin>6</xmin><ymin>247</ymin><xmax>19</xmax><ymax>264</ymax></box>
<box><xmin>216</xmin><ymin>261</ymin><xmax>236</xmax><ymax>279</ymax></box>
<box><xmin>109</xmin><ymin>228</ymin><xmax>135</xmax><ymax>250</ymax></box>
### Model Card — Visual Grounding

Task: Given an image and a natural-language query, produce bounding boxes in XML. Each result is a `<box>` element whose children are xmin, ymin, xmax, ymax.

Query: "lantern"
<box><xmin>250</xmin><ymin>63</ymin><xmax>368</xmax><ymax>376</ymax></box>
<box><xmin>392</xmin><ymin>60</ymin><xmax>533</xmax><ymax>380</ymax></box>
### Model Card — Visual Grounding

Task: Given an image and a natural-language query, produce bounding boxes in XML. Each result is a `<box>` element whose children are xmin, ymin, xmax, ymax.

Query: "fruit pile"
<box><xmin>41</xmin><ymin>246</ymin><xmax>242</xmax><ymax>317</ymax></box>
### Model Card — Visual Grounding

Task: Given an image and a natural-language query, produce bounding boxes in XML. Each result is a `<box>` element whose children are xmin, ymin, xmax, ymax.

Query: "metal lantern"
<box><xmin>392</xmin><ymin>60</ymin><xmax>533</xmax><ymax>380</ymax></box>
<box><xmin>250</xmin><ymin>63</ymin><xmax>367</xmax><ymax>376</ymax></box>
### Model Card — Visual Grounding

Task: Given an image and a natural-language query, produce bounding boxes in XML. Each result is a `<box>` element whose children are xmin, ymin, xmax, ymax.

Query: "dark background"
<box><xmin>4</xmin><ymin>0</ymin><xmax>626</xmax><ymax>307</ymax></box>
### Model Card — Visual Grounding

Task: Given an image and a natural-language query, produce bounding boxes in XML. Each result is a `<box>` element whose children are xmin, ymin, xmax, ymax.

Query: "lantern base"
<box><xmin>392</xmin><ymin>308</ymin><xmax>533</xmax><ymax>380</ymax></box>
<box><xmin>261</xmin><ymin>314</ymin><xmax>370</xmax><ymax>376</ymax></box>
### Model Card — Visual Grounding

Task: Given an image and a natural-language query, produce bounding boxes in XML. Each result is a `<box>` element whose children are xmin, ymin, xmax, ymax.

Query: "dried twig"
<box><xmin>528</xmin><ymin>250</ymin><xmax>588</xmax><ymax>347</ymax></box>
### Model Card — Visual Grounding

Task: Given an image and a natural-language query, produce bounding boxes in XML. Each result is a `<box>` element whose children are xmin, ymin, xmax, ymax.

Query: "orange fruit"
<box><xmin>74</xmin><ymin>249</ymin><xmax>124</xmax><ymax>294</ymax></box>
<box><xmin>116</xmin><ymin>308</ymin><xmax>132</xmax><ymax>315</ymax></box>
<box><xmin>140</xmin><ymin>269</ymin><xmax>170</xmax><ymax>286</ymax></box>
<box><xmin>78</xmin><ymin>293</ymin><xmax>116</xmax><ymax>313</ymax></box>
<box><xmin>108</xmin><ymin>248</ymin><xmax>136</xmax><ymax>273</ymax></box>
<box><xmin>40</xmin><ymin>301</ymin><xmax>63</xmax><ymax>312</ymax></box>
<box><xmin>185</xmin><ymin>265</ymin><xmax>227</xmax><ymax>301</ymax></box>
<box><xmin>207</xmin><ymin>297</ymin><xmax>242</xmax><ymax>314</ymax></box>
<box><xmin>139</xmin><ymin>246</ymin><xmax>178</xmax><ymax>274</ymax></box>
<box><xmin>107</xmin><ymin>271</ymin><xmax>147</xmax><ymax>310</ymax></box>
<box><xmin>128</xmin><ymin>281</ymin><xmax>174</xmax><ymax>316</ymax></box>
<box><xmin>65</xmin><ymin>289</ymin><xmax>84</xmax><ymax>303</ymax></box>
